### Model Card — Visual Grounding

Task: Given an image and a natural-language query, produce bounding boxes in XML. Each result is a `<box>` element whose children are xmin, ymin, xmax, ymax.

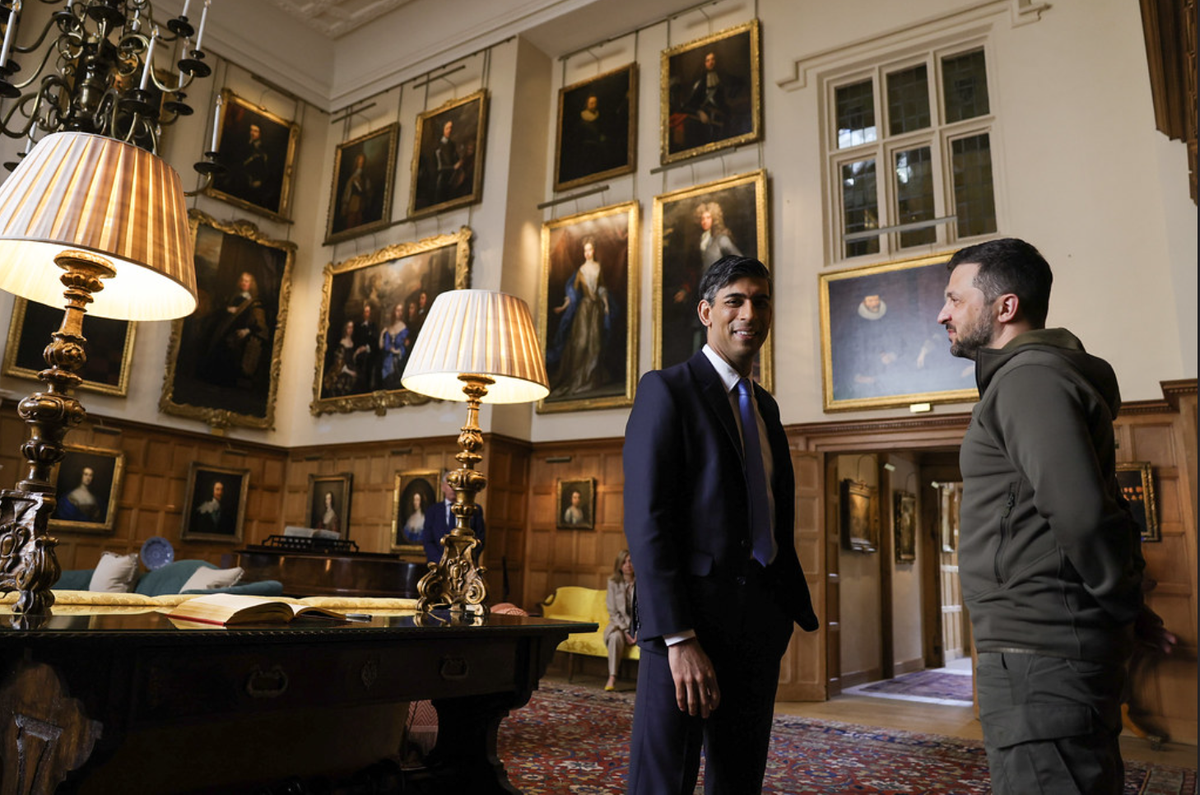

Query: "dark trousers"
<box><xmin>976</xmin><ymin>651</ymin><xmax>1125</xmax><ymax>795</ymax></box>
<box><xmin>627</xmin><ymin>565</ymin><xmax>792</xmax><ymax>795</ymax></box>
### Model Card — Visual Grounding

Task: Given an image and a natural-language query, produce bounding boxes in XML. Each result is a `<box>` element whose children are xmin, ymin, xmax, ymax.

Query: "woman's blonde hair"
<box><xmin>610</xmin><ymin>548</ymin><xmax>632</xmax><ymax>582</ymax></box>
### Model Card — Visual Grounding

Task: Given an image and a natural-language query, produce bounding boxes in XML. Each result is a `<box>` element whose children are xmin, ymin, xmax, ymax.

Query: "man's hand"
<box><xmin>1134</xmin><ymin>605</ymin><xmax>1177</xmax><ymax>655</ymax></box>
<box><xmin>668</xmin><ymin>637</ymin><xmax>720</xmax><ymax>718</ymax></box>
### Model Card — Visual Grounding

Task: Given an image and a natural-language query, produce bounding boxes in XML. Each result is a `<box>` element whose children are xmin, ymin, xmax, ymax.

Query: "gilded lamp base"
<box><xmin>0</xmin><ymin>251</ymin><xmax>113</xmax><ymax>619</ymax></box>
<box><xmin>416</xmin><ymin>376</ymin><xmax>492</xmax><ymax>617</ymax></box>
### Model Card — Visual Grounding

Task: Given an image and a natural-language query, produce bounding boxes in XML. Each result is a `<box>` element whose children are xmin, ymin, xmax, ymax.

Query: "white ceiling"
<box><xmin>265</xmin><ymin>0</ymin><xmax>418</xmax><ymax>39</ymax></box>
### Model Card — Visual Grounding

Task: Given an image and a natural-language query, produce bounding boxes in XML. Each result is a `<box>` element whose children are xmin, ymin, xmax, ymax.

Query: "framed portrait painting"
<box><xmin>1116</xmin><ymin>462</ymin><xmax>1160</xmax><ymax>541</ymax></box>
<box><xmin>653</xmin><ymin>169</ymin><xmax>771</xmax><ymax>389</ymax></box>
<box><xmin>554</xmin><ymin>64</ymin><xmax>637</xmax><ymax>191</ymax></box>
<box><xmin>408</xmin><ymin>90</ymin><xmax>488</xmax><ymax>219</ymax></box>
<box><xmin>325</xmin><ymin>123</ymin><xmax>400</xmax><ymax>245</ymax></box>
<box><xmin>392</xmin><ymin>469</ymin><xmax>439</xmax><ymax>552</ymax></box>
<box><xmin>538</xmin><ymin>201</ymin><xmax>639</xmax><ymax>413</ymax></box>
<box><xmin>841</xmin><ymin>479</ymin><xmax>877</xmax><ymax>553</ymax></box>
<box><xmin>556</xmin><ymin>478</ymin><xmax>595</xmax><ymax>530</ymax></box>
<box><xmin>207</xmin><ymin>88</ymin><xmax>301</xmax><ymax>222</ymax></box>
<box><xmin>819</xmin><ymin>252</ymin><xmax>979</xmax><ymax>412</ymax></box>
<box><xmin>310</xmin><ymin>227</ymin><xmax>471</xmax><ymax>415</ymax></box>
<box><xmin>307</xmin><ymin>473</ymin><xmax>353</xmax><ymax>539</ymax></box>
<box><xmin>661</xmin><ymin>19</ymin><xmax>761</xmax><ymax>165</ymax></box>
<box><xmin>49</xmin><ymin>444</ymin><xmax>124</xmax><ymax>533</ymax></box>
<box><xmin>160</xmin><ymin>210</ymin><xmax>296</xmax><ymax>430</ymax></box>
<box><xmin>181</xmin><ymin>463</ymin><xmax>249</xmax><ymax>543</ymax></box>
<box><xmin>3</xmin><ymin>297</ymin><xmax>135</xmax><ymax>396</ymax></box>
<box><xmin>894</xmin><ymin>491</ymin><xmax>917</xmax><ymax>563</ymax></box>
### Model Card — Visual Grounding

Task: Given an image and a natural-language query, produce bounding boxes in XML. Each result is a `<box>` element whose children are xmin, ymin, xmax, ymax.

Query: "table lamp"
<box><xmin>402</xmin><ymin>289</ymin><xmax>548</xmax><ymax>616</ymax></box>
<box><xmin>0</xmin><ymin>132</ymin><xmax>197</xmax><ymax>617</ymax></box>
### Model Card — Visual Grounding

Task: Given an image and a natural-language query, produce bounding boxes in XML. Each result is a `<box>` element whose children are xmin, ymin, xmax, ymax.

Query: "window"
<box><xmin>828</xmin><ymin>46</ymin><xmax>997</xmax><ymax>260</ymax></box>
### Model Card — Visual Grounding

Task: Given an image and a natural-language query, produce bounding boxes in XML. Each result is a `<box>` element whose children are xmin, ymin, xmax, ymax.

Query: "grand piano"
<box><xmin>235</xmin><ymin>535</ymin><xmax>426</xmax><ymax>598</ymax></box>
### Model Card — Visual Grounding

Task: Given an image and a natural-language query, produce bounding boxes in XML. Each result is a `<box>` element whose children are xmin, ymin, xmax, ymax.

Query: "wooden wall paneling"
<box><xmin>776</xmin><ymin>450</ymin><xmax>826</xmax><ymax>701</ymax></box>
<box><xmin>480</xmin><ymin>435</ymin><xmax>532</xmax><ymax>606</ymax></box>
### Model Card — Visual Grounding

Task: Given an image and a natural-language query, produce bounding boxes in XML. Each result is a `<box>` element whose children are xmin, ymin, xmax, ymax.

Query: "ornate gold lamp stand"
<box><xmin>402</xmin><ymin>289</ymin><xmax>549</xmax><ymax>619</ymax></box>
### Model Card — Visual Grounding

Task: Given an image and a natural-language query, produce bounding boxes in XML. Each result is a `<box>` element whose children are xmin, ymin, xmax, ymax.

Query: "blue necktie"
<box><xmin>736</xmin><ymin>378</ymin><xmax>772</xmax><ymax>566</ymax></box>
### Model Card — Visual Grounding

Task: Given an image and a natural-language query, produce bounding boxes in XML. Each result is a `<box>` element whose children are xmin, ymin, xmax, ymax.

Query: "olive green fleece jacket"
<box><xmin>958</xmin><ymin>328</ymin><xmax>1144</xmax><ymax>665</ymax></box>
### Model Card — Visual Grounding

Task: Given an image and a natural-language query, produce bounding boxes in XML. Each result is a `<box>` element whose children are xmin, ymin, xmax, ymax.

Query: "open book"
<box><xmin>165</xmin><ymin>593</ymin><xmax>348</xmax><ymax>626</ymax></box>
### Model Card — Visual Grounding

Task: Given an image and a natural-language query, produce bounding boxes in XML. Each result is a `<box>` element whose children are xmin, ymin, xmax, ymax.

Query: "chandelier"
<box><xmin>0</xmin><ymin>0</ymin><xmax>218</xmax><ymax>169</ymax></box>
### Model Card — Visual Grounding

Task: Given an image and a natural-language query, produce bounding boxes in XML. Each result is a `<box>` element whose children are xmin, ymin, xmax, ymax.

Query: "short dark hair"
<box><xmin>699</xmin><ymin>255</ymin><xmax>771</xmax><ymax>305</ymax></box>
<box><xmin>946</xmin><ymin>238</ymin><xmax>1053</xmax><ymax>327</ymax></box>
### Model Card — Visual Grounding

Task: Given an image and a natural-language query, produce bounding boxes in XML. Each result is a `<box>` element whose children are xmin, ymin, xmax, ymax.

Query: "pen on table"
<box><xmin>344</xmin><ymin>613</ymin><xmax>372</xmax><ymax>622</ymax></box>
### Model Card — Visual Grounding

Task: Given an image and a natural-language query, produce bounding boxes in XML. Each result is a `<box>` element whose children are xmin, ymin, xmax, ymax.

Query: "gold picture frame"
<box><xmin>1117</xmin><ymin>461</ymin><xmax>1160</xmax><ymax>542</ymax></box>
<box><xmin>556</xmin><ymin>478</ymin><xmax>596</xmax><ymax>530</ymax></box>
<box><xmin>181</xmin><ymin>463</ymin><xmax>250</xmax><ymax>543</ymax></box>
<box><xmin>310</xmin><ymin>227</ymin><xmax>472</xmax><ymax>416</ymax></box>
<box><xmin>660</xmin><ymin>19</ymin><xmax>762</xmax><ymax>165</ymax></box>
<box><xmin>818</xmin><ymin>252</ymin><xmax>979</xmax><ymax>412</ymax></box>
<box><xmin>49</xmin><ymin>444</ymin><xmax>125</xmax><ymax>534</ymax></box>
<box><xmin>392</xmin><ymin>469</ymin><xmax>440</xmax><ymax>553</ymax></box>
<box><xmin>3</xmin><ymin>297</ymin><xmax>136</xmax><ymax>396</ymax></box>
<box><xmin>206</xmin><ymin>88</ymin><xmax>301</xmax><ymax>223</ymax></box>
<box><xmin>554</xmin><ymin>64</ymin><xmax>638</xmax><ymax>191</ymax></box>
<box><xmin>652</xmin><ymin>169</ymin><xmax>771</xmax><ymax>390</ymax></box>
<box><xmin>841</xmin><ymin>479</ymin><xmax>877</xmax><ymax>553</ymax></box>
<box><xmin>306</xmin><ymin>472</ymin><xmax>353</xmax><ymax>540</ymax></box>
<box><xmin>538</xmin><ymin>201</ymin><xmax>639</xmax><ymax>413</ymax></box>
<box><xmin>407</xmin><ymin>90</ymin><xmax>488</xmax><ymax>219</ymax></box>
<box><xmin>894</xmin><ymin>491</ymin><xmax>917</xmax><ymax>563</ymax></box>
<box><xmin>325</xmin><ymin>122</ymin><xmax>400</xmax><ymax>245</ymax></box>
<box><xmin>160</xmin><ymin>210</ymin><xmax>297</xmax><ymax>431</ymax></box>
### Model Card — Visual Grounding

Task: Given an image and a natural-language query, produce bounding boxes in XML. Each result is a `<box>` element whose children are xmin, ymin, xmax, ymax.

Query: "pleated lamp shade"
<box><xmin>402</xmin><ymin>289</ymin><xmax>549</xmax><ymax>404</ymax></box>
<box><xmin>0</xmin><ymin>132</ymin><xmax>197</xmax><ymax>320</ymax></box>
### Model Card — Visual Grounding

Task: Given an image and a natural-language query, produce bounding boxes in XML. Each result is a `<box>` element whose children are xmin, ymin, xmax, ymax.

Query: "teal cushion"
<box><xmin>185</xmin><ymin>580</ymin><xmax>284</xmax><ymax>596</ymax></box>
<box><xmin>53</xmin><ymin>569</ymin><xmax>94</xmax><ymax>590</ymax></box>
<box><xmin>135</xmin><ymin>560</ymin><xmax>214</xmax><ymax>596</ymax></box>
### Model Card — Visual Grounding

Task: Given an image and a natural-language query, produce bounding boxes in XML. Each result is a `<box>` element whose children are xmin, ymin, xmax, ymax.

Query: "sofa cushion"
<box><xmin>88</xmin><ymin>552</ymin><xmax>140</xmax><ymax>593</ymax></box>
<box><xmin>54</xmin><ymin>569</ymin><xmax>94</xmax><ymax>591</ymax></box>
<box><xmin>135</xmin><ymin>560</ymin><xmax>214</xmax><ymax>596</ymax></box>
<box><xmin>180</xmin><ymin>565</ymin><xmax>244</xmax><ymax>593</ymax></box>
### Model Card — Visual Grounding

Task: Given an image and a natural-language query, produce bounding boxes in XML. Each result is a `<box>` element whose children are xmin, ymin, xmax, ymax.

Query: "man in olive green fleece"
<box><xmin>938</xmin><ymin>238</ymin><xmax>1174</xmax><ymax>794</ymax></box>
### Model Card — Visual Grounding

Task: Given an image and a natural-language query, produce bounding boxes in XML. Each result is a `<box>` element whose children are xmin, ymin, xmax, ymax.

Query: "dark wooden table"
<box><xmin>0</xmin><ymin>610</ymin><xmax>595</xmax><ymax>794</ymax></box>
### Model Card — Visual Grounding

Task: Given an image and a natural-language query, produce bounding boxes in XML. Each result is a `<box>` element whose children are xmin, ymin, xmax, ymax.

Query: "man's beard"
<box><xmin>949</xmin><ymin>319</ymin><xmax>994</xmax><ymax>360</ymax></box>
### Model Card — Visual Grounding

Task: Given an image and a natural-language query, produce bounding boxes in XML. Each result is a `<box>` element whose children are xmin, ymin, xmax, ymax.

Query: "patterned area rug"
<box><xmin>497</xmin><ymin>682</ymin><xmax>1197</xmax><ymax>795</ymax></box>
<box><xmin>844</xmin><ymin>668</ymin><xmax>975</xmax><ymax>705</ymax></box>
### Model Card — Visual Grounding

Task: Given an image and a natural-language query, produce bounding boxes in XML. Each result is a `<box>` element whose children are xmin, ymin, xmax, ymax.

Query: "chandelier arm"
<box><xmin>7</xmin><ymin>44</ymin><xmax>57</xmax><ymax>91</ymax></box>
<box><xmin>11</xmin><ymin>8</ymin><xmax>72</xmax><ymax>55</ymax></box>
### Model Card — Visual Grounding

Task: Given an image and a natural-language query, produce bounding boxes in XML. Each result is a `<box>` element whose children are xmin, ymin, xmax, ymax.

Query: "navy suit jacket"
<box><xmin>421</xmin><ymin>499</ymin><xmax>485</xmax><ymax>564</ymax></box>
<box><xmin>623</xmin><ymin>351</ymin><xmax>818</xmax><ymax>648</ymax></box>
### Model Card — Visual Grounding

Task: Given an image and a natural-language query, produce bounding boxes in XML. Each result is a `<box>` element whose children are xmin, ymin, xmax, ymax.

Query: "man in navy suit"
<box><xmin>623</xmin><ymin>255</ymin><xmax>818</xmax><ymax>794</ymax></box>
<box><xmin>421</xmin><ymin>473</ymin><xmax>485</xmax><ymax>564</ymax></box>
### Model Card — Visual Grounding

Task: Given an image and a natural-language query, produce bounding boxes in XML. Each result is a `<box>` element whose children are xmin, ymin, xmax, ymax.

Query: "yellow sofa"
<box><xmin>541</xmin><ymin>585</ymin><xmax>639</xmax><ymax>679</ymax></box>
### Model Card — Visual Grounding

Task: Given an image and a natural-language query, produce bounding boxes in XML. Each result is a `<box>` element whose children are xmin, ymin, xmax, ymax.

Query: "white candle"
<box><xmin>0</xmin><ymin>0</ymin><xmax>22</xmax><ymax>70</ymax></box>
<box><xmin>194</xmin><ymin>0</ymin><xmax>209</xmax><ymax>52</ymax></box>
<box><xmin>139</xmin><ymin>29</ymin><xmax>158</xmax><ymax>90</ymax></box>
<box><xmin>180</xmin><ymin>0</ymin><xmax>191</xmax><ymax>20</ymax></box>
<box><xmin>175</xmin><ymin>37</ymin><xmax>190</xmax><ymax>89</ymax></box>
<box><xmin>210</xmin><ymin>93</ymin><xmax>222</xmax><ymax>151</ymax></box>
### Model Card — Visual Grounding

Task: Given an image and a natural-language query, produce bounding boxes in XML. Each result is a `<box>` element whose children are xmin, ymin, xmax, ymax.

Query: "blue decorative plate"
<box><xmin>140</xmin><ymin>536</ymin><xmax>175</xmax><ymax>570</ymax></box>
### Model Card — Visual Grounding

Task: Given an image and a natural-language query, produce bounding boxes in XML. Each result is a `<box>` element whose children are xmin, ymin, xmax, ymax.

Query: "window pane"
<box><xmin>894</xmin><ymin>146</ymin><xmax>936</xmax><ymax>247</ymax></box>
<box><xmin>943</xmin><ymin>50</ymin><xmax>989</xmax><ymax>122</ymax></box>
<box><xmin>952</xmin><ymin>134</ymin><xmax>996</xmax><ymax>237</ymax></box>
<box><xmin>887</xmin><ymin>65</ymin><xmax>930</xmax><ymax>135</ymax></box>
<box><xmin>836</xmin><ymin>80</ymin><xmax>877</xmax><ymax>148</ymax></box>
<box><xmin>841</xmin><ymin>159</ymin><xmax>879</xmax><ymax>257</ymax></box>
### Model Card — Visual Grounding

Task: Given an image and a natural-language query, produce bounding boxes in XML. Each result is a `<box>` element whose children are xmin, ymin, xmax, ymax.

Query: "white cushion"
<box><xmin>88</xmin><ymin>552</ymin><xmax>140</xmax><ymax>593</ymax></box>
<box><xmin>180</xmin><ymin>565</ymin><xmax>244</xmax><ymax>592</ymax></box>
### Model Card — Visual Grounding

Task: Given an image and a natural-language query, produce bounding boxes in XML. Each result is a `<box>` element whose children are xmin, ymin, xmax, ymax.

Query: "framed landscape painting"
<box><xmin>653</xmin><ymin>169</ymin><xmax>770</xmax><ymax>389</ymax></box>
<box><xmin>554</xmin><ymin>64</ymin><xmax>637</xmax><ymax>191</ymax></box>
<box><xmin>408</xmin><ymin>90</ymin><xmax>488</xmax><ymax>219</ymax></box>
<box><xmin>311</xmin><ymin>227</ymin><xmax>471</xmax><ymax>415</ymax></box>
<box><xmin>660</xmin><ymin>19</ymin><xmax>761</xmax><ymax>164</ymax></box>
<box><xmin>325</xmin><ymin>123</ymin><xmax>399</xmax><ymax>245</ymax></box>
<box><xmin>207</xmin><ymin>88</ymin><xmax>301</xmax><ymax>222</ymax></box>
<box><xmin>160</xmin><ymin>210</ymin><xmax>296</xmax><ymax>430</ymax></box>
<box><xmin>538</xmin><ymin>201</ymin><xmax>639</xmax><ymax>413</ymax></box>
<box><xmin>181</xmin><ymin>463</ymin><xmax>249</xmax><ymax>543</ymax></box>
<box><xmin>49</xmin><ymin>445</ymin><xmax>124</xmax><ymax>533</ymax></box>
<box><xmin>841</xmin><ymin>479</ymin><xmax>877</xmax><ymax>553</ymax></box>
<box><xmin>392</xmin><ymin>469</ymin><xmax>440</xmax><ymax>552</ymax></box>
<box><xmin>819</xmin><ymin>252</ymin><xmax>979</xmax><ymax>412</ymax></box>
<box><xmin>1116</xmin><ymin>462</ymin><xmax>1160</xmax><ymax>541</ymax></box>
<box><xmin>3</xmin><ymin>297</ymin><xmax>135</xmax><ymax>396</ymax></box>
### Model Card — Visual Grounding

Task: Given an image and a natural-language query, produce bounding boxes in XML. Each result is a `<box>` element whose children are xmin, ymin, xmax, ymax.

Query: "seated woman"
<box><xmin>604</xmin><ymin>549</ymin><xmax>636</xmax><ymax>691</ymax></box>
